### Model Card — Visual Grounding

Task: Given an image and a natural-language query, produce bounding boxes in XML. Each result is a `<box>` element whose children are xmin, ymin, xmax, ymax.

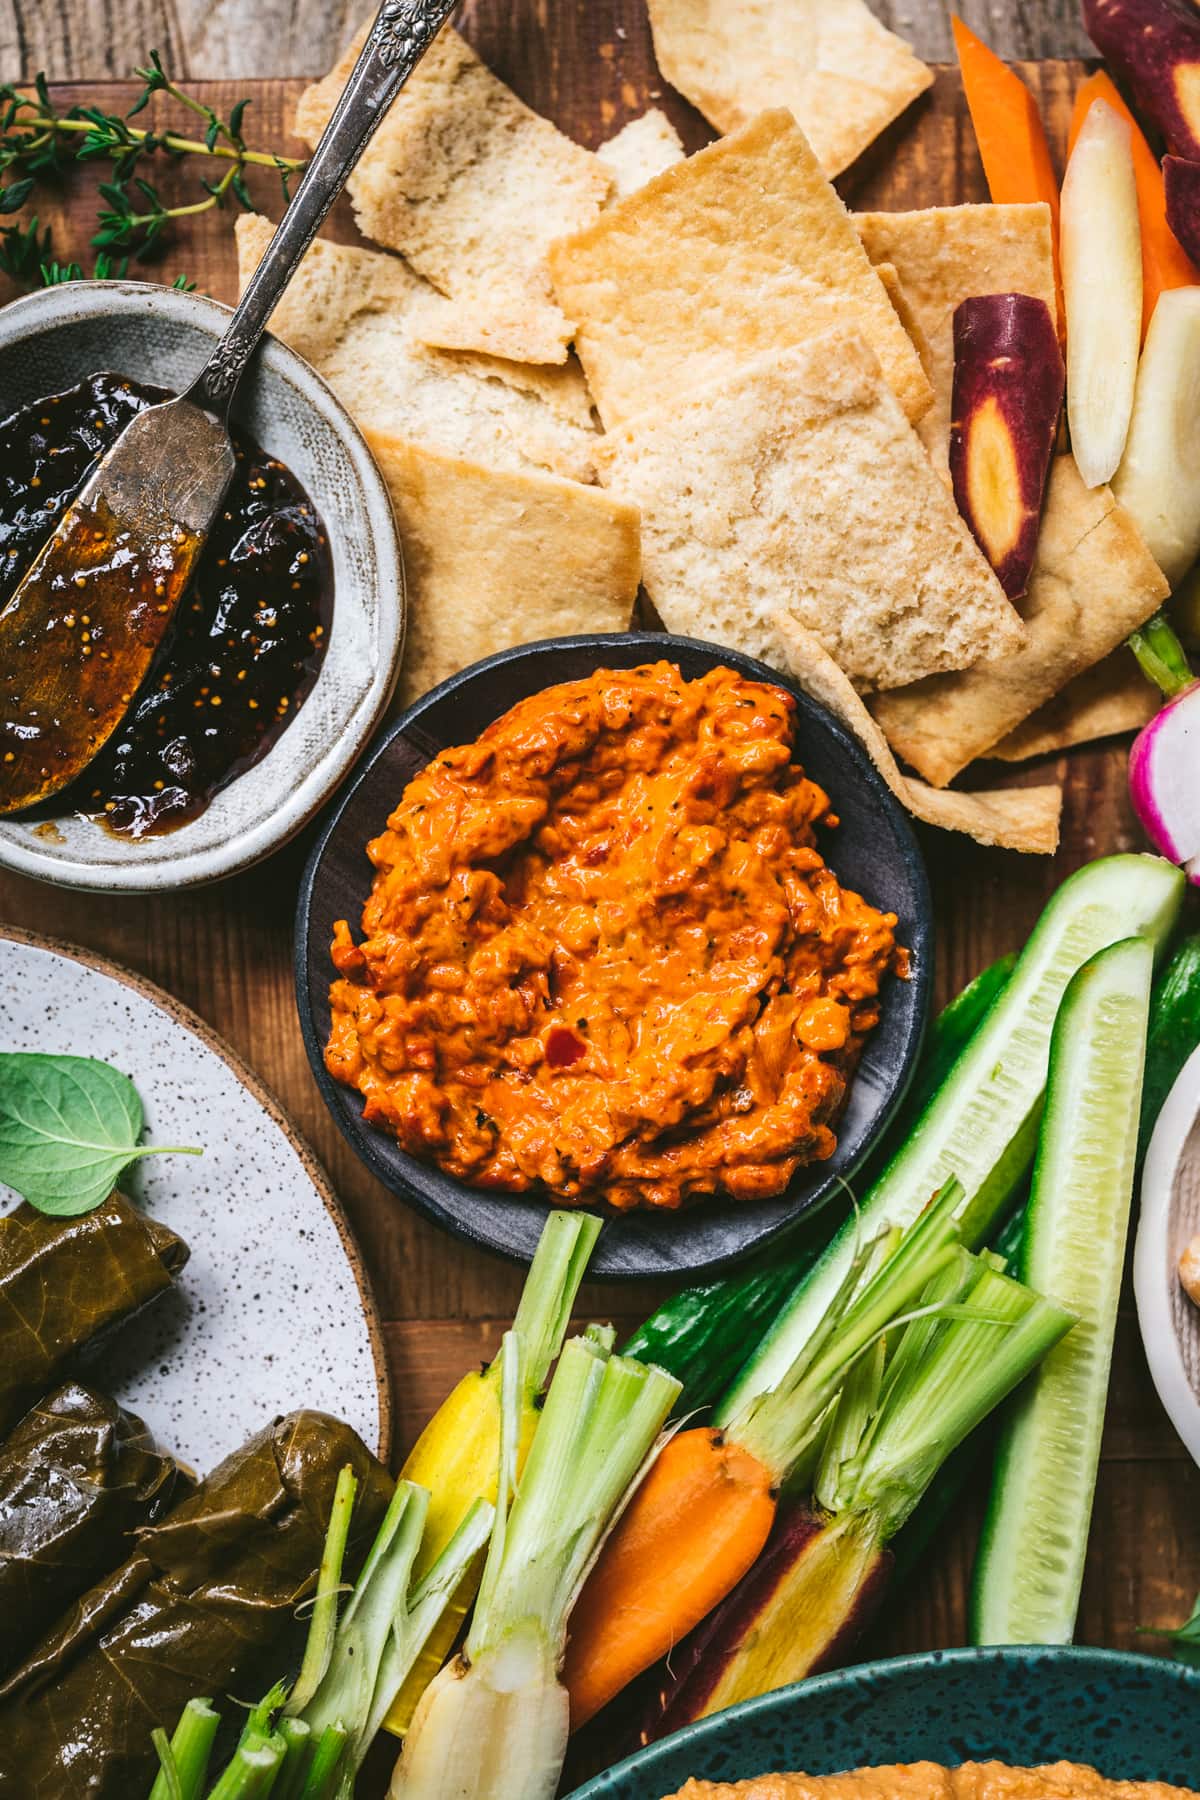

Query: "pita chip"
<box><xmin>549</xmin><ymin>109</ymin><xmax>934</xmax><ymax>427</ymax></box>
<box><xmin>645</xmin><ymin>0</ymin><xmax>931</xmax><ymax>178</ymax></box>
<box><xmin>874</xmin><ymin>262</ymin><xmax>935</xmax><ymax>384</ymax></box>
<box><xmin>366</xmin><ymin>433</ymin><xmax>640</xmax><ymax>707</ymax></box>
<box><xmin>235</xmin><ymin>217</ymin><xmax>598</xmax><ymax>483</ymax></box>
<box><xmin>598</xmin><ymin>110</ymin><xmax>686</xmax><ymax>198</ymax></box>
<box><xmin>594</xmin><ymin>332</ymin><xmax>1023</xmax><ymax>691</ymax></box>
<box><xmin>870</xmin><ymin>457</ymin><xmax>1169</xmax><ymax>786</ymax></box>
<box><xmin>856</xmin><ymin>203</ymin><xmax>1057</xmax><ymax>468</ymax></box>
<box><xmin>992</xmin><ymin>652</ymin><xmax>1156</xmax><ymax>762</ymax></box>
<box><xmin>295</xmin><ymin>24</ymin><xmax>611</xmax><ymax>365</ymax></box>
<box><xmin>772</xmin><ymin>616</ymin><xmax>1062</xmax><ymax>855</ymax></box>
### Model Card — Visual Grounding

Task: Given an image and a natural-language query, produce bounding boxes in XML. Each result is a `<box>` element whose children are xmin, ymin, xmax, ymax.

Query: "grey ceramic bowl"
<box><xmin>566</xmin><ymin>1647</ymin><xmax>1200</xmax><ymax>1797</ymax></box>
<box><xmin>295</xmin><ymin>633</ymin><xmax>932</xmax><ymax>1281</ymax></box>
<box><xmin>0</xmin><ymin>281</ymin><xmax>404</xmax><ymax>891</ymax></box>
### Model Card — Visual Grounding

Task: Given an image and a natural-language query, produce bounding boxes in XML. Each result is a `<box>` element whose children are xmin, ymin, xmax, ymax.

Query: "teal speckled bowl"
<box><xmin>566</xmin><ymin>1648</ymin><xmax>1200</xmax><ymax>1797</ymax></box>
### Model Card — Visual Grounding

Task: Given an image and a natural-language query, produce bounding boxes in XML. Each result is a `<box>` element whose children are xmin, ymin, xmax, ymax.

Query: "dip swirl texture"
<box><xmin>326</xmin><ymin>662</ymin><xmax>901</xmax><ymax>1212</ymax></box>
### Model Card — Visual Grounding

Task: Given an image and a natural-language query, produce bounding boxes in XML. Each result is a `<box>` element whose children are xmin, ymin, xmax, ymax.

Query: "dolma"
<box><xmin>0</xmin><ymin>1410</ymin><xmax>392</xmax><ymax>1799</ymax></box>
<box><xmin>0</xmin><ymin>1383</ymin><xmax>189</xmax><ymax>1677</ymax></box>
<box><xmin>0</xmin><ymin>1194</ymin><xmax>188</xmax><ymax>1434</ymax></box>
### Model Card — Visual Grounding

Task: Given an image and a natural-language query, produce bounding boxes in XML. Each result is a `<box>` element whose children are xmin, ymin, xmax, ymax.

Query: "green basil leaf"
<box><xmin>0</xmin><ymin>1052</ymin><xmax>201</xmax><ymax>1216</ymax></box>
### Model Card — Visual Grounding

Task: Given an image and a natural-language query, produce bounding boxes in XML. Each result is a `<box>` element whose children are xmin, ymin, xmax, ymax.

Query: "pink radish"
<box><xmin>1128</xmin><ymin>619</ymin><xmax>1200</xmax><ymax>884</ymax></box>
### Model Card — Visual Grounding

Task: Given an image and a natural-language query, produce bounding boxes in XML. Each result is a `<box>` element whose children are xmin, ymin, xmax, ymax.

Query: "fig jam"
<box><xmin>0</xmin><ymin>373</ymin><xmax>333</xmax><ymax>836</ymax></box>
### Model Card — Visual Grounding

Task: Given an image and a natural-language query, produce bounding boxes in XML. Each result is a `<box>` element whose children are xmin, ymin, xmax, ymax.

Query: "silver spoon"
<box><xmin>0</xmin><ymin>0</ymin><xmax>455</xmax><ymax>817</ymax></box>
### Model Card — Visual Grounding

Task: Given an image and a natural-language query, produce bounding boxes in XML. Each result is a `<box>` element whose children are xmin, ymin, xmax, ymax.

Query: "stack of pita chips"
<box><xmin>251</xmin><ymin>3</ymin><xmax>1167</xmax><ymax>851</ymax></box>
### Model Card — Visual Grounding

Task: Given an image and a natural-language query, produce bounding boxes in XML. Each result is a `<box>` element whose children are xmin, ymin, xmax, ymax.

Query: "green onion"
<box><xmin>151</xmin><ymin>1731</ymin><xmax>185</xmax><ymax>1800</ymax></box>
<box><xmin>1129</xmin><ymin>611</ymin><xmax>1194</xmax><ymax>699</ymax></box>
<box><xmin>295</xmin><ymin>1726</ymin><xmax>347</xmax><ymax>1800</ymax></box>
<box><xmin>270</xmin><ymin>1720</ymin><xmax>313</xmax><ymax>1800</ymax></box>
<box><xmin>149</xmin><ymin>1699</ymin><xmax>220</xmax><ymax>1800</ymax></box>
<box><xmin>835</xmin><ymin>1262</ymin><xmax>1075</xmax><ymax>1534</ymax></box>
<box><xmin>204</xmin><ymin>1737</ymin><xmax>285</xmax><ymax>1800</ymax></box>
<box><xmin>391</xmin><ymin>1329</ymin><xmax>682</xmax><ymax>1800</ymax></box>
<box><xmin>812</xmin><ymin>1336</ymin><xmax>884</xmax><ymax>1517</ymax></box>
<box><xmin>295</xmin><ymin>1479</ymin><xmax>493</xmax><ymax>1772</ymax></box>
<box><xmin>286</xmin><ymin>1466</ymin><xmax>357</xmax><ymax>1718</ymax></box>
<box><xmin>144</xmin><ymin>1453</ymin><xmax>493</xmax><ymax>1800</ymax></box>
<box><xmin>731</xmin><ymin>1179</ymin><xmax>966</xmax><ymax>1479</ymax></box>
<box><xmin>511</xmin><ymin>1209</ymin><xmax>604</xmax><ymax>1392</ymax></box>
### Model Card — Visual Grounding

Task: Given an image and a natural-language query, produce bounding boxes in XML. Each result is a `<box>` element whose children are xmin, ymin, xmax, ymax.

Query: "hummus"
<box><xmin>326</xmin><ymin>662</ymin><xmax>902</xmax><ymax>1211</ymax></box>
<box><xmin>663</xmin><ymin>1764</ymin><xmax>1198</xmax><ymax>1800</ymax></box>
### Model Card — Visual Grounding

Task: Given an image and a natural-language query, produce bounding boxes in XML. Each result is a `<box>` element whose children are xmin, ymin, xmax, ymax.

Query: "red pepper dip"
<box><xmin>326</xmin><ymin>663</ymin><xmax>904</xmax><ymax>1212</ymax></box>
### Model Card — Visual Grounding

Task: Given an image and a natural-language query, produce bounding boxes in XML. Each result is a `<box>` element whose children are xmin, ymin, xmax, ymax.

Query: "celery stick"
<box><xmin>286</xmin><ymin>1466</ymin><xmax>356</xmax><ymax>1718</ymax></box>
<box><xmin>297</xmin><ymin>1727</ymin><xmax>347</xmax><ymax>1800</ymax></box>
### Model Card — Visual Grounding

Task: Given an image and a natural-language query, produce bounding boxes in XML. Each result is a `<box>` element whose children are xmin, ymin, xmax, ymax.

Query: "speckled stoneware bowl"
<box><xmin>295</xmin><ymin>632</ymin><xmax>933</xmax><ymax>1281</ymax></box>
<box><xmin>0</xmin><ymin>928</ymin><xmax>391</xmax><ymax>1468</ymax></box>
<box><xmin>566</xmin><ymin>1647</ymin><xmax>1200</xmax><ymax>1797</ymax></box>
<box><xmin>0</xmin><ymin>281</ymin><xmax>404</xmax><ymax>892</ymax></box>
<box><xmin>1135</xmin><ymin>1042</ymin><xmax>1200</xmax><ymax>1469</ymax></box>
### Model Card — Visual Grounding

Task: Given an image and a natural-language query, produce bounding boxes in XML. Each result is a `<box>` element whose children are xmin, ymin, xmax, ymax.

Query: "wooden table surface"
<box><xmin>0</xmin><ymin>0</ymin><xmax>1197</xmax><ymax>1726</ymax></box>
<box><xmin>2</xmin><ymin>0</ymin><xmax>1091</xmax><ymax>84</ymax></box>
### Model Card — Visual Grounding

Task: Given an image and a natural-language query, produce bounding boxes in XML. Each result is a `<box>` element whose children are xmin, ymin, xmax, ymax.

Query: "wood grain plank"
<box><xmin>874</xmin><ymin>2</ymin><xmax>1091</xmax><ymax>65</ymax></box>
<box><xmin>0</xmin><ymin>0</ymin><xmax>1095</xmax><ymax>87</ymax></box>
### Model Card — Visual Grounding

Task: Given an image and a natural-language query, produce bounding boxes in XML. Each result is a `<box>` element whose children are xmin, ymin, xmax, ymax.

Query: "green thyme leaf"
<box><xmin>0</xmin><ymin>176</ymin><xmax>34</xmax><ymax>212</ymax></box>
<box><xmin>0</xmin><ymin>1053</ymin><xmax>201</xmax><ymax>1216</ymax></box>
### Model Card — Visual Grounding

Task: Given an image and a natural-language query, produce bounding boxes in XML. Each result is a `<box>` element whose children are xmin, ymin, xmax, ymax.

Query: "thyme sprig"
<box><xmin>0</xmin><ymin>53</ymin><xmax>304</xmax><ymax>269</ymax></box>
<box><xmin>0</xmin><ymin>214</ymin><xmax>195</xmax><ymax>288</ymax></box>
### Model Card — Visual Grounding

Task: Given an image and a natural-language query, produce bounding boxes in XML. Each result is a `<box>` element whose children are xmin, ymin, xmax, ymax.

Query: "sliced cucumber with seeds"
<box><xmin>716</xmin><ymin>855</ymin><xmax>1183</xmax><ymax>1424</ymax></box>
<box><xmin>970</xmin><ymin>935</ymin><xmax>1154</xmax><ymax>1645</ymax></box>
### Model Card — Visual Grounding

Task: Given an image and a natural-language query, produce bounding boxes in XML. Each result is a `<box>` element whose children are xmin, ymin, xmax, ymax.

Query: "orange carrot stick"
<box><xmin>951</xmin><ymin>16</ymin><xmax>1063</xmax><ymax>326</ymax></box>
<box><xmin>952</xmin><ymin>16</ymin><xmax>1061</xmax><ymax>223</ymax></box>
<box><xmin>562</xmin><ymin>1426</ymin><xmax>776</xmax><ymax>1730</ymax></box>
<box><xmin>1069</xmin><ymin>69</ymin><xmax>1200</xmax><ymax>341</ymax></box>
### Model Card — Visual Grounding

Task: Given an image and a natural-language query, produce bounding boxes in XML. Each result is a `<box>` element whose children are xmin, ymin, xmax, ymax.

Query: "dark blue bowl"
<box><xmin>294</xmin><ymin>633</ymin><xmax>932</xmax><ymax>1279</ymax></box>
<box><xmin>565</xmin><ymin>1647</ymin><xmax>1200</xmax><ymax>1795</ymax></box>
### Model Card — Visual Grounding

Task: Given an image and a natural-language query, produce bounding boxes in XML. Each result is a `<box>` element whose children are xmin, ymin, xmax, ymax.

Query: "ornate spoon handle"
<box><xmin>189</xmin><ymin>0</ymin><xmax>459</xmax><ymax>414</ymax></box>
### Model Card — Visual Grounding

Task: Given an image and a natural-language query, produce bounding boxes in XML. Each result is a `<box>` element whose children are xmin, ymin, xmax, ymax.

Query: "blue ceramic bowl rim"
<box><xmin>293</xmin><ymin>631</ymin><xmax>933</xmax><ymax>1280</ymax></box>
<box><xmin>564</xmin><ymin>1645</ymin><xmax>1200</xmax><ymax>1798</ymax></box>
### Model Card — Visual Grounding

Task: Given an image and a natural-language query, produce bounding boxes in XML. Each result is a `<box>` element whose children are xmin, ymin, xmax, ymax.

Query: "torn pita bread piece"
<box><xmin>366</xmin><ymin>432</ymin><xmax>640</xmax><ymax>707</ymax></box>
<box><xmin>992</xmin><ymin>651</ymin><xmax>1156</xmax><ymax>761</ymax></box>
<box><xmin>856</xmin><ymin>203</ymin><xmax>1057</xmax><ymax>469</ymax></box>
<box><xmin>595</xmin><ymin>330</ymin><xmax>1023</xmax><ymax>691</ymax></box>
<box><xmin>549</xmin><ymin>109</ymin><xmax>934</xmax><ymax>428</ymax></box>
<box><xmin>646</xmin><ymin>0</ymin><xmax>931</xmax><ymax>178</ymax></box>
<box><xmin>870</xmin><ymin>456</ymin><xmax>1169</xmax><ymax>787</ymax></box>
<box><xmin>235</xmin><ymin>217</ymin><xmax>598</xmax><ymax>483</ymax></box>
<box><xmin>598</xmin><ymin>109</ymin><xmax>686</xmax><ymax>199</ymax></box>
<box><xmin>295</xmin><ymin>24</ymin><xmax>611</xmax><ymax>365</ymax></box>
<box><xmin>771</xmin><ymin>615</ymin><xmax>1062</xmax><ymax>855</ymax></box>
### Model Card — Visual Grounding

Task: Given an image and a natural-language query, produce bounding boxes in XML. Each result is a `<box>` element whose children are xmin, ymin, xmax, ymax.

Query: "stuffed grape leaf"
<box><xmin>0</xmin><ymin>1383</ymin><xmax>189</xmax><ymax>1677</ymax></box>
<box><xmin>0</xmin><ymin>1410</ymin><xmax>392</xmax><ymax>1798</ymax></box>
<box><xmin>0</xmin><ymin>1193</ymin><xmax>188</xmax><ymax>1434</ymax></box>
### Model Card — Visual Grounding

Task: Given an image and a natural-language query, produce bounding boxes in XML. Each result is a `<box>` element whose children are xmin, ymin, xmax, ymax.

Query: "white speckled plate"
<box><xmin>0</xmin><ymin>927</ymin><xmax>391</xmax><ymax>1470</ymax></box>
